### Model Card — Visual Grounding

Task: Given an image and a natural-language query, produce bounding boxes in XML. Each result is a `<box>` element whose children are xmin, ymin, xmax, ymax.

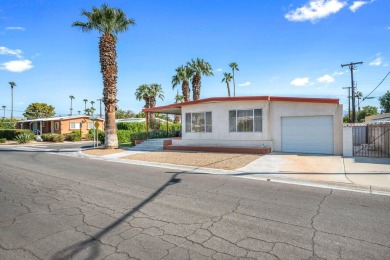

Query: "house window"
<box><xmin>55</xmin><ymin>122</ymin><xmax>60</xmax><ymax>130</ymax></box>
<box><xmin>87</xmin><ymin>122</ymin><xmax>94</xmax><ymax>129</ymax></box>
<box><xmin>70</xmin><ymin>122</ymin><xmax>81</xmax><ymax>130</ymax></box>
<box><xmin>229</xmin><ymin>109</ymin><xmax>262</xmax><ymax>132</ymax></box>
<box><xmin>185</xmin><ymin>112</ymin><xmax>212</xmax><ymax>132</ymax></box>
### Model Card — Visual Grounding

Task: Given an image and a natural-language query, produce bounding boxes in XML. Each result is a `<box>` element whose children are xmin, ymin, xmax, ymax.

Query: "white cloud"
<box><xmin>0</xmin><ymin>46</ymin><xmax>23</xmax><ymax>58</ymax></box>
<box><xmin>215</xmin><ymin>68</ymin><xmax>222</xmax><ymax>72</ymax></box>
<box><xmin>349</xmin><ymin>0</ymin><xmax>374</xmax><ymax>12</ymax></box>
<box><xmin>238</xmin><ymin>82</ymin><xmax>251</xmax><ymax>87</ymax></box>
<box><xmin>332</xmin><ymin>71</ymin><xmax>344</xmax><ymax>76</ymax></box>
<box><xmin>317</xmin><ymin>74</ymin><xmax>335</xmax><ymax>83</ymax></box>
<box><xmin>369</xmin><ymin>53</ymin><xmax>383</xmax><ymax>66</ymax></box>
<box><xmin>6</xmin><ymin>26</ymin><xmax>25</xmax><ymax>31</ymax></box>
<box><xmin>285</xmin><ymin>0</ymin><xmax>346</xmax><ymax>23</ymax></box>
<box><xmin>0</xmin><ymin>59</ymin><xmax>33</xmax><ymax>72</ymax></box>
<box><xmin>290</xmin><ymin>77</ymin><xmax>310</xmax><ymax>86</ymax></box>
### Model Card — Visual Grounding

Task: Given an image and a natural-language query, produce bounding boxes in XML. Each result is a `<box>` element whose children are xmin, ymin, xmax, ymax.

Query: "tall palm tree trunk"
<box><xmin>182</xmin><ymin>81</ymin><xmax>190</xmax><ymax>102</ymax></box>
<box><xmin>11</xmin><ymin>86</ymin><xmax>14</xmax><ymax>120</ymax></box>
<box><xmin>226</xmin><ymin>82</ymin><xmax>231</xmax><ymax>97</ymax></box>
<box><xmin>100</xmin><ymin>32</ymin><xmax>118</xmax><ymax>148</ymax></box>
<box><xmin>232</xmin><ymin>70</ymin><xmax>236</xmax><ymax>97</ymax></box>
<box><xmin>192</xmin><ymin>72</ymin><xmax>201</xmax><ymax>100</ymax></box>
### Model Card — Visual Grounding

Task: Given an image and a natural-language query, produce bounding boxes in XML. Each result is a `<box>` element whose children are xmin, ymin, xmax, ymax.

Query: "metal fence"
<box><xmin>352</xmin><ymin>122</ymin><xmax>390</xmax><ymax>158</ymax></box>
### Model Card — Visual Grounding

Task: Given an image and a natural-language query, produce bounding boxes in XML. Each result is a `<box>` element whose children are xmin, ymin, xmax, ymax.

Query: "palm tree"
<box><xmin>78</xmin><ymin>110</ymin><xmax>81</xmax><ymax>115</ymax></box>
<box><xmin>174</xmin><ymin>90</ymin><xmax>184</xmax><ymax>123</ymax></box>
<box><xmin>148</xmin><ymin>83</ymin><xmax>164</xmax><ymax>108</ymax></box>
<box><xmin>72</xmin><ymin>4</ymin><xmax>135</xmax><ymax>149</ymax></box>
<box><xmin>187</xmin><ymin>58</ymin><xmax>213</xmax><ymax>100</ymax></box>
<box><xmin>90</xmin><ymin>100</ymin><xmax>95</xmax><ymax>108</ymax></box>
<box><xmin>83</xmin><ymin>99</ymin><xmax>88</xmax><ymax>114</ymax></box>
<box><xmin>2</xmin><ymin>105</ymin><xmax>6</xmax><ymax>119</ymax></box>
<box><xmin>135</xmin><ymin>84</ymin><xmax>151</xmax><ymax>109</ymax></box>
<box><xmin>8</xmin><ymin>82</ymin><xmax>16</xmax><ymax>120</ymax></box>
<box><xmin>355</xmin><ymin>91</ymin><xmax>363</xmax><ymax>111</ymax></box>
<box><xmin>69</xmin><ymin>95</ymin><xmax>75</xmax><ymax>116</ymax></box>
<box><xmin>229</xmin><ymin>62</ymin><xmax>239</xmax><ymax>97</ymax></box>
<box><xmin>135</xmin><ymin>84</ymin><xmax>164</xmax><ymax>128</ymax></box>
<box><xmin>172</xmin><ymin>65</ymin><xmax>193</xmax><ymax>102</ymax></box>
<box><xmin>90</xmin><ymin>107</ymin><xmax>96</xmax><ymax>117</ymax></box>
<box><xmin>221</xmin><ymin>72</ymin><xmax>233</xmax><ymax>97</ymax></box>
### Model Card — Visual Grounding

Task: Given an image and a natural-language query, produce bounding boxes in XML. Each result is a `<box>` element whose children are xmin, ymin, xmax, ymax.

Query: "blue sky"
<box><xmin>1</xmin><ymin>0</ymin><xmax>389</xmax><ymax>118</ymax></box>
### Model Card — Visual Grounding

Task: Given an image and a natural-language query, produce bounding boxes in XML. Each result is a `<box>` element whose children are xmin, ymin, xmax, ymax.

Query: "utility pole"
<box><xmin>97</xmin><ymin>98</ymin><xmax>102</xmax><ymax>118</ymax></box>
<box><xmin>342</xmin><ymin>87</ymin><xmax>352</xmax><ymax>122</ymax></box>
<box><xmin>341</xmin><ymin>62</ymin><xmax>363</xmax><ymax>123</ymax></box>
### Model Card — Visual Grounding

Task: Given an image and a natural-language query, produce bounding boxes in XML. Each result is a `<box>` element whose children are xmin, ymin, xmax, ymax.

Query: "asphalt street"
<box><xmin>0</xmin><ymin>144</ymin><xmax>389</xmax><ymax>259</ymax></box>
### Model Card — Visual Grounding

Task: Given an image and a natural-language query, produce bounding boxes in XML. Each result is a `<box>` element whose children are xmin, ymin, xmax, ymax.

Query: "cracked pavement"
<box><xmin>0</xmin><ymin>145</ymin><xmax>389</xmax><ymax>259</ymax></box>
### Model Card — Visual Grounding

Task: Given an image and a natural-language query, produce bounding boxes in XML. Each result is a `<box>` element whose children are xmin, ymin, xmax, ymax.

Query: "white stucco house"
<box><xmin>143</xmin><ymin>96</ymin><xmax>343</xmax><ymax>155</ymax></box>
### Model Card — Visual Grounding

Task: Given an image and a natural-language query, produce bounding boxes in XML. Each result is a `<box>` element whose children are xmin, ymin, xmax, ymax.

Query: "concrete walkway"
<box><xmin>77</xmin><ymin>150</ymin><xmax>390</xmax><ymax>195</ymax></box>
<box><xmin>237</xmin><ymin>153</ymin><xmax>390</xmax><ymax>193</ymax></box>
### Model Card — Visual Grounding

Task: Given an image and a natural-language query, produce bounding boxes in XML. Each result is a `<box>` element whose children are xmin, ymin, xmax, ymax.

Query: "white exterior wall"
<box><xmin>269</xmin><ymin>101</ymin><xmax>343</xmax><ymax>155</ymax></box>
<box><xmin>178</xmin><ymin>100</ymin><xmax>272</xmax><ymax>148</ymax></box>
<box><xmin>175</xmin><ymin>99</ymin><xmax>343</xmax><ymax>155</ymax></box>
<box><xmin>343</xmin><ymin>126</ymin><xmax>353</xmax><ymax>156</ymax></box>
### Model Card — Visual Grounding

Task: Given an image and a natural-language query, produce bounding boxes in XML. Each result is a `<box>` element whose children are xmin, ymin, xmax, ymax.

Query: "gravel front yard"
<box><xmin>121</xmin><ymin>151</ymin><xmax>261</xmax><ymax>170</ymax></box>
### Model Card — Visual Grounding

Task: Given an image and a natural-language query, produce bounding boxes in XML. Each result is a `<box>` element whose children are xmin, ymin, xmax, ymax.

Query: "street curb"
<box><xmin>76</xmin><ymin>151</ymin><xmax>390</xmax><ymax>196</ymax></box>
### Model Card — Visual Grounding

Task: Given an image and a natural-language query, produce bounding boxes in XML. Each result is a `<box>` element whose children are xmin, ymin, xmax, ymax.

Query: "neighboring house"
<box><xmin>143</xmin><ymin>96</ymin><xmax>343</xmax><ymax>155</ymax></box>
<box><xmin>17</xmin><ymin>116</ymin><xmax>104</xmax><ymax>138</ymax></box>
<box><xmin>365</xmin><ymin>113</ymin><xmax>390</xmax><ymax>122</ymax></box>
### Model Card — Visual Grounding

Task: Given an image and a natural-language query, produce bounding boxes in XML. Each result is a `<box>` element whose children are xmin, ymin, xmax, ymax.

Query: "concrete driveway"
<box><xmin>238</xmin><ymin>153</ymin><xmax>390</xmax><ymax>191</ymax></box>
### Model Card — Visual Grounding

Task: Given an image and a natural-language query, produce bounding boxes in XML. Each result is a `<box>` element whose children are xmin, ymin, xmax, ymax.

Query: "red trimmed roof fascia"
<box><xmin>142</xmin><ymin>96</ymin><xmax>339</xmax><ymax>112</ymax></box>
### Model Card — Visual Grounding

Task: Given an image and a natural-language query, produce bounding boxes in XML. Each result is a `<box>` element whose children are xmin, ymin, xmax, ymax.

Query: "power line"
<box><xmin>362</xmin><ymin>70</ymin><xmax>390</xmax><ymax>102</ymax></box>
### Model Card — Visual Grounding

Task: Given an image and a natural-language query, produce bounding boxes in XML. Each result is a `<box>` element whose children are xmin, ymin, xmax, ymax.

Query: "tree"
<box><xmin>174</xmin><ymin>90</ymin><xmax>184</xmax><ymax>123</ymax></box>
<box><xmin>83</xmin><ymin>99</ymin><xmax>88</xmax><ymax>114</ymax></box>
<box><xmin>357</xmin><ymin>105</ymin><xmax>378</xmax><ymax>122</ymax></box>
<box><xmin>187</xmin><ymin>58</ymin><xmax>213</xmax><ymax>100</ymax></box>
<box><xmin>379</xmin><ymin>91</ymin><xmax>390</xmax><ymax>113</ymax></box>
<box><xmin>229</xmin><ymin>62</ymin><xmax>239</xmax><ymax>97</ymax></box>
<box><xmin>172</xmin><ymin>65</ymin><xmax>193</xmax><ymax>102</ymax></box>
<box><xmin>9</xmin><ymin>82</ymin><xmax>16</xmax><ymax>120</ymax></box>
<box><xmin>135</xmin><ymin>84</ymin><xmax>151</xmax><ymax>109</ymax></box>
<box><xmin>2</xmin><ymin>105</ymin><xmax>6</xmax><ymax>119</ymax></box>
<box><xmin>69</xmin><ymin>95</ymin><xmax>75</xmax><ymax>116</ymax></box>
<box><xmin>23</xmin><ymin>103</ymin><xmax>56</xmax><ymax>119</ymax></box>
<box><xmin>355</xmin><ymin>91</ymin><xmax>363</xmax><ymax>111</ymax></box>
<box><xmin>221</xmin><ymin>72</ymin><xmax>233</xmax><ymax>97</ymax></box>
<box><xmin>72</xmin><ymin>4</ymin><xmax>135</xmax><ymax>148</ymax></box>
<box><xmin>148</xmin><ymin>84</ymin><xmax>164</xmax><ymax>108</ymax></box>
<box><xmin>115</xmin><ymin>109</ymin><xmax>135</xmax><ymax>119</ymax></box>
<box><xmin>135</xmin><ymin>84</ymin><xmax>164</xmax><ymax>123</ymax></box>
<box><xmin>90</xmin><ymin>100</ymin><xmax>95</xmax><ymax>108</ymax></box>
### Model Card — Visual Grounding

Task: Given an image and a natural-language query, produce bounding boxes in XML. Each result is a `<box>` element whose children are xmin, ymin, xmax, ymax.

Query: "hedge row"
<box><xmin>0</xmin><ymin>129</ymin><xmax>34</xmax><ymax>140</ymax></box>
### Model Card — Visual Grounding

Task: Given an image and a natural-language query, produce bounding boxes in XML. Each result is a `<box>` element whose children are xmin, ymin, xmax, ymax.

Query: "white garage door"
<box><xmin>281</xmin><ymin>116</ymin><xmax>334</xmax><ymax>154</ymax></box>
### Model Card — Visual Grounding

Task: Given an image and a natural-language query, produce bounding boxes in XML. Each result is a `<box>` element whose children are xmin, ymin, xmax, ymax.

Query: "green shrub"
<box><xmin>14</xmin><ymin>132</ymin><xmax>34</xmax><ymax>144</ymax></box>
<box><xmin>0</xmin><ymin>129</ymin><xmax>34</xmax><ymax>140</ymax></box>
<box><xmin>130</xmin><ymin>132</ymin><xmax>147</xmax><ymax>143</ymax></box>
<box><xmin>42</xmin><ymin>133</ymin><xmax>64</xmax><ymax>142</ymax></box>
<box><xmin>64</xmin><ymin>131</ymin><xmax>82</xmax><ymax>142</ymax></box>
<box><xmin>53</xmin><ymin>134</ymin><xmax>64</xmax><ymax>142</ymax></box>
<box><xmin>0</xmin><ymin>138</ymin><xmax>6</xmax><ymax>143</ymax></box>
<box><xmin>117</xmin><ymin>130</ymin><xmax>132</xmax><ymax>144</ymax></box>
<box><xmin>88</xmin><ymin>129</ymin><xmax>105</xmax><ymax>144</ymax></box>
<box><xmin>117</xmin><ymin>122</ymin><xmax>146</xmax><ymax>132</ymax></box>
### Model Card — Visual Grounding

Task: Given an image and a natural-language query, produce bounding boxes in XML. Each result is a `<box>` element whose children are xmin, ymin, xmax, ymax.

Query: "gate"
<box><xmin>352</xmin><ymin>122</ymin><xmax>390</xmax><ymax>157</ymax></box>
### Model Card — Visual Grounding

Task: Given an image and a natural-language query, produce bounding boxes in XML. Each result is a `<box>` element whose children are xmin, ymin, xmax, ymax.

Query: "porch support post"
<box><xmin>166</xmin><ymin>113</ymin><xmax>169</xmax><ymax>137</ymax></box>
<box><xmin>40</xmin><ymin>120</ymin><xmax>43</xmax><ymax>135</ymax></box>
<box><xmin>145</xmin><ymin>112</ymin><xmax>149</xmax><ymax>140</ymax></box>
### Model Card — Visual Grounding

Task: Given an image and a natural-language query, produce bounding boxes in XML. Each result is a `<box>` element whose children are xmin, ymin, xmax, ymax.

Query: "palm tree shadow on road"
<box><xmin>51</xmin><ymin>171</ymin><xmax>183</xmax><ymax>260</ymax></box>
